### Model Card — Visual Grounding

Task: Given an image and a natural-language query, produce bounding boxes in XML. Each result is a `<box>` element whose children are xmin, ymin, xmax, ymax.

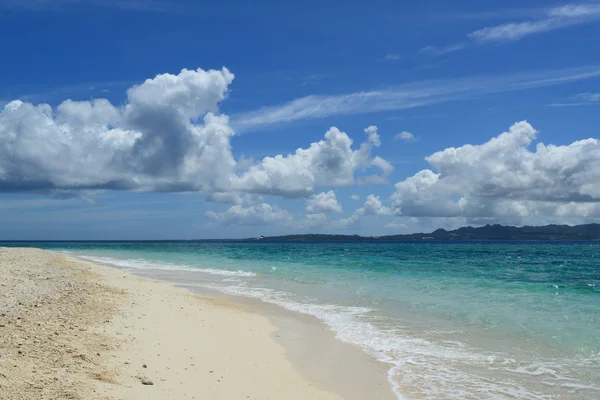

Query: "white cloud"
<box><xmin>0</xmin><ymin>68</ymin><xmax>393</xmax><ymax>199</ymax></box>
<box><xmin>576</xmin><ymin>92</ymin><xmax>600</xmax><ymax>102</ymax></box>
<box><xmin>301</xmin><ymin>213</ymin><xmax>328</xmax><ymax>228</ymax></box>
<box><xmin>205</xmin><ymin>203</ymin><xmax>292</xmax><ymax>226</ymax></box>
<box><xmin>337</xmin><ymin>214</ymin><xmax>360</xmax><ymax>228</ymax></box>
<box><xmin>382</xmin><ymin>53</ymin><xmax>401</xmax><ymax>61</ymax></box>
<box><xmin>235</xmin><ymin>155</ymin><xmax>255</xmax><ymax>171</ymax></box>
<box><xmin>233</xmin><ymin>126</ymin><xmax>392</xmax><ymax>197</ymax></box>
<box><xmin>546</xmin><ymin>4</ymin><xmax>600</xmax><ymax>18</ymax></box>
<box><xmin>391</xmin><ymin>121</ymin><xmax>600</xmax><ymax>225</ymax></box>
<box><xmin>233</xmin><ymin>66</ymin><xmax>600</xmax><ymax>131</ymax></box>
<box><xmin>359</xmin><ymin>194</ymin><xmax>392</xmax><ymax>216</ymax></box>
<box><xmin>364</xmin><ymin>125</ymin><xmax>381</xmax><ymax>147</ymax></box>
<box><xmin>394</xmin><ymin>131</ymin><xmax>416</xmax><ymax>141</ymax></box>
<box><xmin>468</xmin><ymin>19</ymin><xmax>569</xmax><ymax>43</ymax></box>
<box><xmin>206</xmin><ymin>204</ymin><xmax>330</xmax><ymax>230</ymax></box>
<box><xmin>350</xmin><ymin>194</ymin><xmax>361</xmax><ymax>200</ymax></box>
<box><xmin>0</xmin><ymin>67</ymin><xmax>236</xmax><ymax>193</ymax></box>
<box><xmin>5</xmin><ymin>66</ymin><xmax>600</xmax><ymax>232</ymax></box>
<box><xmin>336</xmin><ymin>194</ymin><xmax>392</xmax><ymax>227</ymax></box>
<box><xmin>306</xmin><ymin>191</ymin><xmax>342</xmax><ymax>213</ymax></box>
<box><xmin>385</xmin><ymin>220</ymin><xmax>408</xmax><ymax>229</ymax></box>
<box><xmin>424</xmin><ymin>4</ymin><xmax>600</xmax><ymax>55</ymax></box>
<box><xmin>548</xmin><ymin>92</ymin><xmax>600</xmax><ymax>107</ymax></box>
<box><xmin>420</xmin><ymin>44</ymin><xmax>466</xmax><ymax>57</ymax></box>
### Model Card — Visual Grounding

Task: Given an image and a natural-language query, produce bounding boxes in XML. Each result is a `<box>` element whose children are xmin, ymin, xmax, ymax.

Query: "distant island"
<box><xmin>247</xmin><ymin>223</ymin><xmax>600</xmax><ymax>242</ymax></box>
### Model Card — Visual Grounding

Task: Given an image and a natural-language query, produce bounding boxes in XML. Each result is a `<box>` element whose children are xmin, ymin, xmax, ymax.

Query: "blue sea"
<box><xmin>3</xmin><ymin>241</ymin><xmax>599</xmax><ymax>399</ymax></box>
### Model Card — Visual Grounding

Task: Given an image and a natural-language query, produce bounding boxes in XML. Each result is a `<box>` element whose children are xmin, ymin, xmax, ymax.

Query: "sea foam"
<box><xmin>53</xmin><ymin>245</ymin><xmax>599</xmax><ymax>400</ymax></box>
<box><xmin>211</xmin><ymin>283</ymin><xmax>587</xmax><ymax>400</ymax></box>
<box><xmin>73</xmin><ymin>254</ymin><xmax>257</xmax><ymax>277</ymax></box>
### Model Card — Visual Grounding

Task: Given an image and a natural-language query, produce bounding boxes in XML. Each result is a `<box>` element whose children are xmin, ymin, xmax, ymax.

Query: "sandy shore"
<box><xmin>0</xmin><ymin>248</ymin><xmax>395</xmax><ymax>399</ymax></box>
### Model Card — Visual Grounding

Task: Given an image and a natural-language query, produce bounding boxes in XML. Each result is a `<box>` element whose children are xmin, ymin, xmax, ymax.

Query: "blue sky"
<box><xmin>1</xmin><ymin>0</ymin><xmax>600</xmax><ymax>239</ymax></box>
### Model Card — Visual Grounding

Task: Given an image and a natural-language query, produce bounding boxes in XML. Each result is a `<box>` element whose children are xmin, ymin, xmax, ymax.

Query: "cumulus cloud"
<box><xmin>0</xmin><ymin>67</ymin><xmax>236</xmax><ymax>193</ymax></box>
<box><xmin>372</xmin><ymin>157</ymin><xmax>394</xmax><ymax>175</ymax></box>
<box><xmin>305</xmin><ymin>191</ymin><xmax>342</xmax><ymax>213</ymax></box>
<box><xmin>235</xmin><ymin>155</ymin><xmax>255</xmax><ymax>171</ymax></box>
<box><xmin>205</xmin><ymin>203</ymin><xmax>292</xmax><ymax>226</ymax></box>
<box><xmin>394</xmin><ymin>131</ymin><xmax>416</xmax><ymax>141</ymax></box>
<box><xmin>363</xmin><ymin>125</ymin><xmax>381</xmax><ymax>146</ymax></box>
<box><xmin>0</xmin><ymin>67</ymin><xmax>392</xmax><ymax>200</ymax></box>
<box><xmin>233</xmin><ymin>125</ymin><xmax>392</xmax><ymax>197</ymax></box>
<box><xmin>392</xmin><ymin>121</ymin><xmax>600</xmax><ymax>224</ymax></box>
<box><xmin>300</xmin><ymin>213</ymin><xmax>329</xmax><ymax>228</ymax></box>
<box><xmin>350</xmin><ymin>194</ymin><xmax>361</xmax><ymax>200</ymax></box>
<box><xmin>337</xmin><ymin>194</ymin><xmax>392</xmax><ymax>227</ymax></box>
<box><xmin>337</xmin><ymin>214</ymin><xmax>360</xmax><ymax>228</ymax></box>
<box><xmin>360</xmin><ymin>194</ymin><xmax>392</xmax><ymax>216</ymax></box>
<box><xmin>385</xmin><ymin>220</ymin><xmax>408</xmax><ymax>229</ymax></box>
<box><xmin>206</xmin><ymin>203</ymin><xmax>330</xmax><ymax>230</ymax></box>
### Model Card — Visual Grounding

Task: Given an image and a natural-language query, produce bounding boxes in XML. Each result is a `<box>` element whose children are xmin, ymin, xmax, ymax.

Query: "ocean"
<box><xmin>3</xmin><ymin>241</ymin><xmax>599</xmax><ymax>399</ymax></box>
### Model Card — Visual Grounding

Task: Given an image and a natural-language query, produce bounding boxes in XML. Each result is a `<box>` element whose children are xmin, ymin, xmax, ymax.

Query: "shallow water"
<box><xmin>4</xmin><ymin>241</ymin><xmax>599</xmax><ymax>399</ymax></box>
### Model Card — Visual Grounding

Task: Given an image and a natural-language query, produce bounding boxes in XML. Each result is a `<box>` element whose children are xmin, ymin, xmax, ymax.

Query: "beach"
<box><xmin>0</xmin><ymin>247</ymin><xmax>395</xmax><ymax>400</ymax></box>
<box><xmin>2</xmin><ymin>242</ymin><xmax>598</xmax><ymax>399</ymax></box>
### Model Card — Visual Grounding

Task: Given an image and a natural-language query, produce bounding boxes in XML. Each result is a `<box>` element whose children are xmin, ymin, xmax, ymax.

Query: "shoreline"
<box><xmin>0</xmin><ymin>248</ymin><xmax>396</xmax><ymax>399</ymax></box>
<box><xmin>124</xmin><ymin>272</ymin><xmax>397</xmax><ymax>400</ymax></box>
<box><xmin>84</xmin><ymin>255</ymin><xmax>397</xmax><ymax>400</ymax></box>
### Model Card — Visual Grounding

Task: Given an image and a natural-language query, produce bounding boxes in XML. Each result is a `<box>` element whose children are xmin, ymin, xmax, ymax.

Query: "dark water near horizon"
<box><xmin>3</xmin><ymin>241</ymin><xmax>599</xmax><ymax>399</ymax></box>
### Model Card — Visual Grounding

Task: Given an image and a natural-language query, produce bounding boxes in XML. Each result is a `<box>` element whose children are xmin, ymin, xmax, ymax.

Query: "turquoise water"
<box><xmin>4</xmin><ymin>241</ymin><xmax>599</xmax><ymax>399</ymax></box>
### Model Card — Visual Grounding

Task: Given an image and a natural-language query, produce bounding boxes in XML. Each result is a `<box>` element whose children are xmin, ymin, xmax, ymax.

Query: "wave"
<box><xmin>211</xmin><ymin>284</ymin><xmax>592</xmax><ymax>400</ymax></box>
<box><xmin>69</xmin><ymin>253</ymin><xmax>257</xmax><ymax>277</ymax></box>
<box><xmin>57</xmin><ymin>250</ymin><xmax>596</xmax><ymax>399</ymax></box>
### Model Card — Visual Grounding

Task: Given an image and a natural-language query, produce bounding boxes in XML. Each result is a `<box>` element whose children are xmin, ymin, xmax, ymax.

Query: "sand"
<box><xmin>0</xmin><ymin>247</ymin><xmax>395</xmax><ymax>400</ymax></box>
<box><xmin>0</xmin><ymin>248</ymin><xmax>122</xmax><ymax>400</ymax></box>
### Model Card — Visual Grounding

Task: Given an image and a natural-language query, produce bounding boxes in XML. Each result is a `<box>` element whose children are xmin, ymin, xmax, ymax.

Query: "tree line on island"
<box><xmin>247</xmin><ymin>224</ymin><xmax>600</xmax><ymax>242</ymax></box>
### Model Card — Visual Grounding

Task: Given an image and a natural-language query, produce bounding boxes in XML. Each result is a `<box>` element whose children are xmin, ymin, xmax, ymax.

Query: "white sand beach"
<box><xmin>0</xmin><ymin>247</ymin><xmax>395</xmax><ymax>400</ymax></box>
